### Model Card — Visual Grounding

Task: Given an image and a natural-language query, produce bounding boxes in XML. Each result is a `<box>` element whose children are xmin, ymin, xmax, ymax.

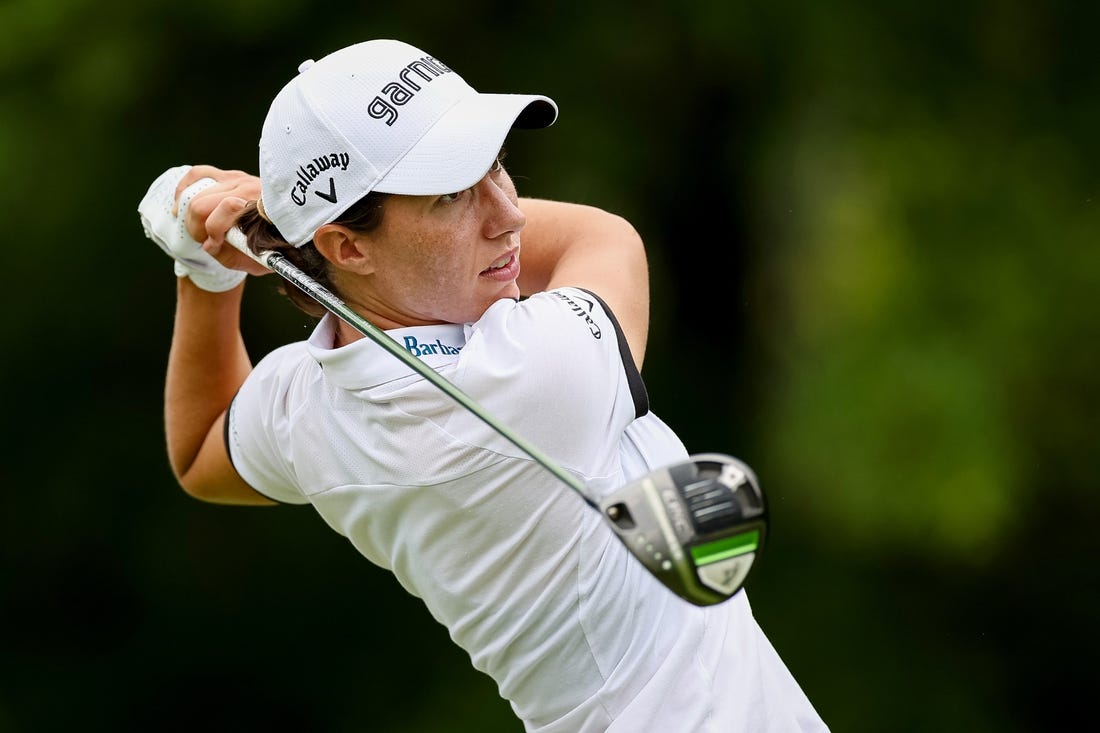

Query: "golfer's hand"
<box><xmin>174</xmin><ymin>165</ymin><xmax>271</xmax><ymax>278</ymax></box>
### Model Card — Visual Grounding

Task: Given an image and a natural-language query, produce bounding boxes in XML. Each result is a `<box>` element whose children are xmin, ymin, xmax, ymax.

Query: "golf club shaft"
<box><xmin>224</xmin><ymin>227</ymin><xmax>594</xmax><ymax>506</ymax></box>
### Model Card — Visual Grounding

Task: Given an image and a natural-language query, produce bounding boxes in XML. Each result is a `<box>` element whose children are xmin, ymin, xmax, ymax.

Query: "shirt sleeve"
<box><xmin>573</xmin><ymin>288</ymin><xmax>648</xmax><ymax>419</ymax></box>
<box><xmin>452</xmin><ymin>286</ymin><xmax>649</xmax><ymax>480</ymax></box>
<box><xmin>224</xmin><ymin>343</ymin><xmax>311</xmax><ymax>505</ymax></box>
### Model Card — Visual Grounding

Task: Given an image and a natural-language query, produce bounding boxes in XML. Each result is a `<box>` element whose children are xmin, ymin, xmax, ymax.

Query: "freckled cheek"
<box><xmin>408</xmin><ymin>256</ymin><xmax>475</xmax><ymax>305</ymax></box>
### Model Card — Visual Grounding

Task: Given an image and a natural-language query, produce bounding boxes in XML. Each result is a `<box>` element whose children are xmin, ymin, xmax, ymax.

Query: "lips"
<box><xmin>479</xmin><ymin>250</ymin><xmax>520</xmax><ymax>281</ymax></box>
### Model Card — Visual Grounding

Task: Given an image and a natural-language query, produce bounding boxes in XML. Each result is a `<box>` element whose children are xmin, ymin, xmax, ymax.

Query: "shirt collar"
<box><xmin>306</xmin><ymin>313</ymin><xmax>468</xmax><ymax>391</ymax></box>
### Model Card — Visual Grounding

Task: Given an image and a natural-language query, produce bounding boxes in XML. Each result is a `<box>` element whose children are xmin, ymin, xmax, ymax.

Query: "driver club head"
<box><xmin>599</xmin><ymin>454</ymin><xmax>768</xmax><ymax>606</ymax></box>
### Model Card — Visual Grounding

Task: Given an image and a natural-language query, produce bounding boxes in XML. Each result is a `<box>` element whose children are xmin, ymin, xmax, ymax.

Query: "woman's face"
<box><xmin>348</xmin><ymin>160</ymin><xmax>526</xmax><ymax>327</ymax></box>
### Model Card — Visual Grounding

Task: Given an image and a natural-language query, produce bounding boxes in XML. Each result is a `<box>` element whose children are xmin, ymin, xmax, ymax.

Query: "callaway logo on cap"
<box><xmin>257</xmin><ymin>39</ymin><xmax>558</xmax><ymax>246</ymax></box>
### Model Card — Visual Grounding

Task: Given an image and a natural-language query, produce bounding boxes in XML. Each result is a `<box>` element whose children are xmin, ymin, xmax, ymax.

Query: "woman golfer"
<box><xmin>141</xmin><ymin>39</ymin><xmax>827</xmax><ymax>732</ymax></box>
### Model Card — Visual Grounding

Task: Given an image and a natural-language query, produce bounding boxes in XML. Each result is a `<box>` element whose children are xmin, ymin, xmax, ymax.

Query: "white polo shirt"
<box><xmin>227</xmin><ymin>287</ymin><xmax>826</xmax><ymax>732</ymax></box>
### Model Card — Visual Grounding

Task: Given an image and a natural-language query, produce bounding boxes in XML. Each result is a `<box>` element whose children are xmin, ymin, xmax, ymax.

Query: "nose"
<box><xmin>478</xmin><ymin>172</ymin><xmax>525</xmax><ymax>240</ymax></box>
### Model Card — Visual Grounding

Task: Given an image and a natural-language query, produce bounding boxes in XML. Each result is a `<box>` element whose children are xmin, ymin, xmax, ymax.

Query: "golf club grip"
<box><xmin>225</xmin><ymin>226</ymin><xmax>268</xmax><ymax>265</ymax></box>
<box><xmin>221</xmin><ymin>227</ymin><xmax>594</xmax><ymax>504</ymax></box>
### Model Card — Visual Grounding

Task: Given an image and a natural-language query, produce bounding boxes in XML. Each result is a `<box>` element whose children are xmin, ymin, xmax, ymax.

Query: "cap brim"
<box><xmin>372</xmin><ymin>93</ymin><xmax>557</xmax><ymax>196</ymax></box>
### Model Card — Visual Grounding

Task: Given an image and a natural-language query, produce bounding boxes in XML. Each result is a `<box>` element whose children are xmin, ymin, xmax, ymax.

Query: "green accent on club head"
<box><xmin>689</xmin><ymin>530</ymin><xmax>760</xmax><ymax>566</ymax></box>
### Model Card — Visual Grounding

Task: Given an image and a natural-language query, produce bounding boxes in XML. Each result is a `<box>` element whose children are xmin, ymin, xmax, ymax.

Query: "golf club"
<box><xmin>224</xmin><ymin>226</ymin><xmax>768</xmax><ymax>605</ymax></box>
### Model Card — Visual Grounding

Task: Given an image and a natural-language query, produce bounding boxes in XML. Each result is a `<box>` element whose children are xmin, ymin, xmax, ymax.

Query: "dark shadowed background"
<box><xmin>1</xmin><ymin>1</ymin><xmax>1097</xmax><ymax>731</ymax></box>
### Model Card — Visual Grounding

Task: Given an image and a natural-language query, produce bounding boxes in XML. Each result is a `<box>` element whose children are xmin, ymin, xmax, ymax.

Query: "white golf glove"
<box><xmin>138</xmin><ymin>165</ymin><xmax>247</xmax><ymax>292</ymax></box>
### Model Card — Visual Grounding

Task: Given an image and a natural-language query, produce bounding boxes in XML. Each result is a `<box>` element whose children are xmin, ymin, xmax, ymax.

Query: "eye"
<box><xmin>439</xmin><ymin>189</ymin><xmax>467</xmax><ymax>204</ymax></box>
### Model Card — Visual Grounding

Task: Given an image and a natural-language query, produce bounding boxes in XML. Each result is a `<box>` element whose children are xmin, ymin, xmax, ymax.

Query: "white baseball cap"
<box><xmin>258</xmin><ymin>39</ymin><xmax>558</xmax><ymax>246</ymax></box>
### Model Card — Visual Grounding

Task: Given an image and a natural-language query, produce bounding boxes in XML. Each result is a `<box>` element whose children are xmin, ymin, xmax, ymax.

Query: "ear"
<box><xmin>312</xmin><ymin>224</ymin><xmax>374</xmax><ymax>275</ymax></box>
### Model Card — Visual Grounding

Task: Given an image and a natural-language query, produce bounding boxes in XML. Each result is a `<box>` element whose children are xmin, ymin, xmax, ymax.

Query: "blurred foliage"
<box><xmin>1</xmin><ymin>0</ymin><xmax>1097</xmax><ymax>731</ymax></box>
<box><xmin>750</xmin><ymin>0</ymin><xmax>1100</xmax><ymax>564</ymax></box>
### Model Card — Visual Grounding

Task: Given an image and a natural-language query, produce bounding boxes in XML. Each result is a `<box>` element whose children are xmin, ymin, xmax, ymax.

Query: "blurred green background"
<box><xmin>1</xmin><ymin>1</ymin><xmax>1097</xmax><ymax>731</ymax></box>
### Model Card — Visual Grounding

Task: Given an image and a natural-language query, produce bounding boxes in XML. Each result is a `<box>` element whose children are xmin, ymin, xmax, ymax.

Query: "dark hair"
<box><xmin>236</xmin><ymin>191</ymin><xmax>389</xmax><ymax>318</ymax></box>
